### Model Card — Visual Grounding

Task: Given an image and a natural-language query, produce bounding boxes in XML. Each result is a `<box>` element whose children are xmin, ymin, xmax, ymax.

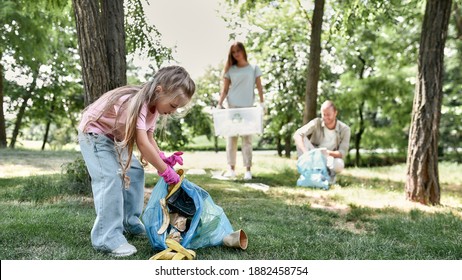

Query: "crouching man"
<box><xmin>293</xmin><ymin>100</ymin><xmax>351</xmax><ymax>183</ymax></box>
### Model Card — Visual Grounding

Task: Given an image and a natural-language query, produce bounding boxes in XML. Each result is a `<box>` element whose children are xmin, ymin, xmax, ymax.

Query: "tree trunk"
<box><xmin>0</xmin><ymin>60</ymin><xmax>7</xmax><ymax>148</ymax></box>
<box><xmin>355</xmin><ymin>102</ymin><xmax>365</xmax><ymax>167</ymax></box>
<box><xmin>102</xmin><ymin>0</ymin><xmax>127</xmax><ymax>89</ymax></box>
<box><xmin>72</xmin><ymin>0</ymin><xmax>111</xmax><ymax>105</ymax></box>
<box><xmin>276</xmin><ymin>137</ymin><xmax>282</xmax><ymax>157</ymax></box>
<box><xmin>41</xmin><ymin>95</ymin><xmax>56</xmax><ymax>151</ymax></box>
<box><xmin>405</xmin><ymin>0</ymin><xmax>452</xmax><ymax>205</ymax></box>
<box><xmin>284</xmin><ymin>134</ymin><xmax>291</xmax><ymax>158</ymax></box>
<box><xmin>355</xmin><ymin>56</ymin><xmax>366</xmax><ymax>167</ymax></box>
<box><xmin>41</xmin><ymin>119</ymin><xmax>51</xmax><ymax>151</ymax></box>
<box><xmin>9</xmin><ymin>91</ymin><xmax>32</xmax><ymax>149</ymax></box>
<box><xmin>454</xmin><ymin>3</ymin><xmax>462</xmax><ymax>39</ymax></box>
<box><xmin>72</xmin><ymin>0</ymin><xmax>127</xmax><ymax>105</ymax></box>
<box><xmin>9</xmin><ymin>74</ymin><xmax>37</xmax><ymax>149</ymax></box>
<box><xmin>303</xmin><ymin>0</ymin><xmax>324</xmax><ymax>124</ymax></box>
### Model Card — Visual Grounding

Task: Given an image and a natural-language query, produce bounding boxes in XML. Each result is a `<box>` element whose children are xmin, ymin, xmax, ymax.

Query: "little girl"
<box><xmin>77</xmin><ymin>66</ymin><xmax>195</xmax><ymax>257</ymax></box>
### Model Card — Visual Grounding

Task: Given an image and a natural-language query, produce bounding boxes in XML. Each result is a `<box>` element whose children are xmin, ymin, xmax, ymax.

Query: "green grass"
<box><xmin>1</xmin><ymin>149</ymin><xmax>461</xmax><ymax>260</ymax></box>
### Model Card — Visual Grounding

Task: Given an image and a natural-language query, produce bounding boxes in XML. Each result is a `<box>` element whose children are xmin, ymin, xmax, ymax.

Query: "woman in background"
<box><xmin>217</xmin><ymin>42</ymin><xmax>264</xmax><ymax>180</ymax></box>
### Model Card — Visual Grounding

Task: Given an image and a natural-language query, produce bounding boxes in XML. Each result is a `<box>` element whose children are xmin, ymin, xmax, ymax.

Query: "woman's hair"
<box><xmin>223</xmin><ymin>41</ymin><xmax>248</xmax><ymax>75</ymax></box>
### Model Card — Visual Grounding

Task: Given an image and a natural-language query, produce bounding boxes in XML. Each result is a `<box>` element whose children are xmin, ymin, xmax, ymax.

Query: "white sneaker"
<box><xmin>244</xmin><ymin>171</ymin><xmax>252</xmax><ymax>180</ymax></box>
<box><xmin>223</xmin><ymin>169</ymin><xmax>236</xmax><ymax>178</ymax></box>
<box><xmin>109</xmin><ymin>243</ymin><xmax>137</xmax><ymax>257</ymax></box>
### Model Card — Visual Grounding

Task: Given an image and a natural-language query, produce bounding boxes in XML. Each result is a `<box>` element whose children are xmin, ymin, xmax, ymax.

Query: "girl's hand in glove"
<box><xmin>159</xmin><ymin>151</ymin><xmax>184</xmax><ymax>167</ymax></box>
<box><xmin>158</xmin><ymin>166</ymin><xmax>180</xmax><ymax>185</ymax></box>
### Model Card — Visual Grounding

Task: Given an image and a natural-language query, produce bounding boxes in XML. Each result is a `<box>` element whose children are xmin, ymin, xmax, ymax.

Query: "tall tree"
<box><xmin>303</xmin><ymin>0</ymin><xmax>324</xmax><ymax>124</ymax></box>
<box><xmin>72</xmin><ymin>0</ymin><xmax>125</xmax><ymax>105</ymax></box>
<box><xmin>0</xmin><ymin>62</ymin><xmax>5</xmax><ymax>147</ymax></box>
<box><xmin>405</xmin><ymin>0</ymin><xmax>453</xmax><ymax>205</ymax></box>
<box><xmin>1</xmin><ymin>0</ymin><xmax>70</xmax><ymax>148</ymax></box>
<box><xmin>72</xmin><ymin>0</ymin><xmax>172</xmax><ymax>106</ymax></box>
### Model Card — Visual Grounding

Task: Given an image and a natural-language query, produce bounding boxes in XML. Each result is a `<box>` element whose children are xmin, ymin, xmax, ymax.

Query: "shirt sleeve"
<box><xmin>254</xmin><ymin>65</ymin><xmax>262</xmax><ymax>78</ymax></box>
<box><xmin>338</xmin><ymin>125</ymin><xmax>351</xmax><ymax>158</ymax></box>
<box><xmin>146</xmin><ymin>111</ymin><xmax>158</xmax><ymax>134</ymax></box>
<box><xmin>295</xmin><ymin>118</ymin><xmax>316</xmax><ymax>138</ymax></box>
<box><xmin>136</xmin><ymin>104</ymin><xmax>150</xmax><ymax>131</ymax></box>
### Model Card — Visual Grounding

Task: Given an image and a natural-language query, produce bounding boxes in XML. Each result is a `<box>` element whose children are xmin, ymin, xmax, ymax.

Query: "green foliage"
<box><xmin>323</xmin><ymin>0</ymin><xmax>421</xmax><ymax>158</ymax></box>
<box><xmin>125</xmin><ymin>0</ymin><xmax>173</xmax><ymax>69</ymax></box>
<box><xmin>61</xmin><ymin>156</ymin><xmax>92</xmax><ymax>196</ymax></box>
<box><xmin>183</xmin><ymin>104</ymin><xmax>214</xmax><ymax>139</ymax></box>
<box><xmin>2</xmin><ymin>0</ymin><xmax>176</xmax><ymax>150</ymax></box>
<box><xmin>155</xmin><ymin>64</ymin><xmax>222</xmax><ymax>150</ymax></box>
<box><xmin>440</xmin><ymin>33</ymin><xmax>462</xmax><ymax>160</ymax></box>
<box><xmin>1</xmin><ymin>0</ymin><xmax>83</xmax><ymax>148</ymax></box>
<box><xmin>219</xmin><ymin>0</ymin><xmax>424</xmax><ymax>159</ymax></box>
<box><xmin>155</xmin><ymin>104</ymin><xmax>215</xmax><ymax>150</ymax></box>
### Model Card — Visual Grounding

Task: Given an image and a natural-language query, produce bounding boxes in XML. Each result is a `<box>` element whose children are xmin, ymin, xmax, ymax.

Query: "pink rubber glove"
<box><xmin>158</xmin><ymin>166</ymin><xmax>180</xmax><ymax>185</ymax></box>
<box><xmin>159</xmin><ymin>151</ymin><xmax>184</xmax><ymax>167</ymax></box>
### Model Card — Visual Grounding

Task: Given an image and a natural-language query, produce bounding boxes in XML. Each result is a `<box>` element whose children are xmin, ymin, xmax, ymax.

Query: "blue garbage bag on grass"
<box><xmin>296</xmin><ymin>149</ymin><xmax>331</xmax><ymax>190</ymax></box>
<box><xmin>142</xmin><ymin>176</ymin><xmax>234</xmax><ymax>250</ymax></box>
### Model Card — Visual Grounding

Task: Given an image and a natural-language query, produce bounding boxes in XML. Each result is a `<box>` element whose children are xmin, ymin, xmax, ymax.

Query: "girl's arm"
<box><xmin>135</xmin><ymin>129</ymin><xmax>168</xmax><ymax>173</ymax></box>
<box><xmin>147</xmin><ymin>131</ymin><xmax>160</xmax><ymax>153</ymax></box>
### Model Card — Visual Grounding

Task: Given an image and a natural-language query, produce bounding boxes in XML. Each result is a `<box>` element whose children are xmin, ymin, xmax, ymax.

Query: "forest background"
<box><xmin>2</xmin><ymin>0</ymin><xmax>461</xmax><ymax>158</ymax></box>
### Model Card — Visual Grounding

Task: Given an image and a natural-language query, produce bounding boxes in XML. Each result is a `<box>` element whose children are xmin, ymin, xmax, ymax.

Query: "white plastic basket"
<box><xmin>212</xmin><ymin>107</ymin><xmax>263</xmax><ymax>137</ymax></box>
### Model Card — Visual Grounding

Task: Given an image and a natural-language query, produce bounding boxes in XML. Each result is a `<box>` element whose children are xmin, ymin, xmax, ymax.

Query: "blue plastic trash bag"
<box><xmin>142</xmin><ymin>176</ymin><xmax>235</xmax><ymax>250</ymax></box>
<box><xmin>296</xmin><ymin>149</ymin><xmax>331</xmax><ymax>190</ymax></box>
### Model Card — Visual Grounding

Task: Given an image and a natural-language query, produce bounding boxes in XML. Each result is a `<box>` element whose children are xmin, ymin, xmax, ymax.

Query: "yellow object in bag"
<box><xmin>149</xmin><ymin>238</ymin><xmax>196</xmax><ymax>260</ymax></box>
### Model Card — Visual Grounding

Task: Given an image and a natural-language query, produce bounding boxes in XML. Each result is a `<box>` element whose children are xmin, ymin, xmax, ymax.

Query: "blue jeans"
<box><xmin>78</xmin><ymin>132</ymin><xmax>146</xmax><ymax>251</ymax></box>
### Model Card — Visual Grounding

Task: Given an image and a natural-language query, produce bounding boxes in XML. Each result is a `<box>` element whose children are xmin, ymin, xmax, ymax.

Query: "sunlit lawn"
<box><xmin>1</xmin><ymin>145</ymin><xmax>461</xmax><ymax>260</ymax></box>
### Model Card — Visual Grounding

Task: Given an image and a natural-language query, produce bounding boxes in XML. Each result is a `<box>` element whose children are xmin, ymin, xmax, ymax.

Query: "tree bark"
<box><xmin>41</xmin><ymin>95</ymin><xmax>56</xmax><ymax>151</ymax></box>
<box><xmin>284</xmin><ymin>134</ymin><xmax>291</xmax><ymax>158</ymax></box>
<box><xmin>355</xmin><ymin>102</ymin><xmax>365</xmax><ymax>167</ymax></box>
<box><xmin>9</xmin><ymin>74</ymin><xmax>36</xmax><ymax>149</ymax></box>
<box><xmin>72</xmin><ymin>0</ymin><xmax>111</xmax><ymax>105</ymax></box>
<box><xmin>0</xmin><ymin>60</ymin><xmax>7</xmax><ymax>148</ymax></box>
<box><xmin>276</xmin><ymin>137</ymin><xmax>282</xmax><ymax>157</ymax></box>
<box><xmin>72</xmin><ymin>0</ymin><xmax>127</xmax><ymax>105</ymax></box>
<box><xmin>303</xmin><ymin>0</ymin><xmax>324</xmax><ymax>124</ymax></box>
<box><xmin>405</xmin><ymin>0</ymin><xmax>452</xmax><ymax>205</ymax></box>
<box><xmin>41</xmin><ymin>119</ymin><xmax>51</xmax><ymax>151</ymax></box>
<box><xmin>102</xmin><ymin>0</ymin><xmax>127</xmax><ymax>89</ymax></box>
<box><xmin>354</xmin><ymin>56</ymin><xmax>367</xmax><ymax>167</ymax></box>
<box><xmin>454</xmin><ymin>3</ymin><xmax>462</xmax><ymax>39</ymax></box>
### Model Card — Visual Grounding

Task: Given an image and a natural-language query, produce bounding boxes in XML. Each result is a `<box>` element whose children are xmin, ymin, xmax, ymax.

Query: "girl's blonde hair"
<box><xmin>85</xmin><ymin>66</ymin><xmax>195</xmax><ymax>188</ymax></box>
<box><xmin>223</xmin><ymin>41</ymin><xmax>248</xmax><ymax>75</ymax></box>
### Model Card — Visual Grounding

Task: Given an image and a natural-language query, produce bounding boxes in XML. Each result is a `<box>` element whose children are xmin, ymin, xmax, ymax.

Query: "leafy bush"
<box><xmin>61</xmin><ymin>156</ymin><xmax>92</xmax><ymax>196</ymax></box>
